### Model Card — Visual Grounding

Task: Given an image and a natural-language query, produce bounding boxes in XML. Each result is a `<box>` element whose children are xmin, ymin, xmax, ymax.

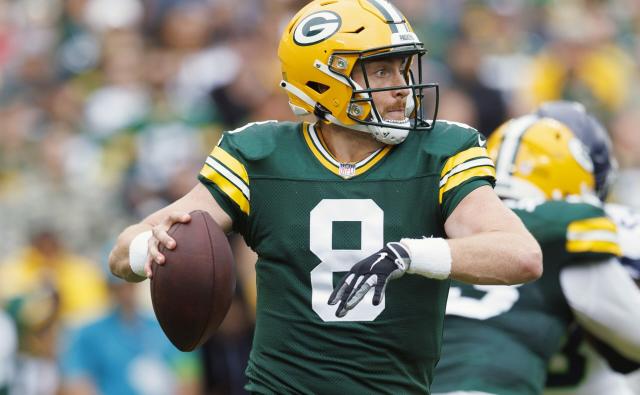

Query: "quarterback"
<box><xmin>109</xmin><ymin>1</ymin><xmax>541</xmax><ymax>393</ymax></box>
<box><xmin>432</xmin><ymin>102</ymin><xmax>640</xmax><ymax>395</ymax></box>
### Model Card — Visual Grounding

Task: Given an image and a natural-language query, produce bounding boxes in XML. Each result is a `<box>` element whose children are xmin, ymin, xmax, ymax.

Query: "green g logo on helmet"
<box><xmin>293</xmin><ymin>11</ymin><xmax>342</xmax><ymax>46</ymax></box>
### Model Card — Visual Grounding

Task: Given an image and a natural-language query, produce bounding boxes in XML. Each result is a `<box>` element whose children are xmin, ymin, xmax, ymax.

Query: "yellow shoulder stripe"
<box><xmin>439</xmin><ymin>166</ymin><xmax>496</xmax><ymax>203</ymax></box>
<box><xmin>200</xmin><ymin>164</ymin><xmax>250</xmax><ymax>215</ymax></box>
<box><xmin>567</xmin><ymin>240</ymin><xmax>622</xmax><ymax>256</ymax></box>
<box><xmin>566</xmin><ymin>216</ymin><xmax>620</xmax><ymax>256</ymax></box>
<box><xmin>567</xmin><ymin>217</ymin><xmax>617</xmax><ymax>233</ymax></box>
<box><xmin>440</xmin><ymin>147</ymin><xmax>490</xmax><ymax>178</ymax></box>
<box><xmin>211</xmin><ymin>146</ymin><xmax>249</xmax><ymax>185</ymax></box>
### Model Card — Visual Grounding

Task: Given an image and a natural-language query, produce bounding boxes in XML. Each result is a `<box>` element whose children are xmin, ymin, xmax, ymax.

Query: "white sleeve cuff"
<box><xmin>400</xmin><ymin>237</ymin><xmax>452</xmax><ymax>280</ymax></box>
<box><xmin>129</xmin><ymin>230</ymin><xmax>152</xmax><ymax>278</ymax></box>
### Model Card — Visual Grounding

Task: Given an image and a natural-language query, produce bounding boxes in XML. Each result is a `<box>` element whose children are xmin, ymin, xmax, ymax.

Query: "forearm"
<box><xmin>108</xmin><ymin>223</ymin><xmax>152</xmax><ymax>282</ymax></box>
<box><xmin>448</xmin><ymin>230</ymin><xmax>542</xmax><ymax>285</ymax></box>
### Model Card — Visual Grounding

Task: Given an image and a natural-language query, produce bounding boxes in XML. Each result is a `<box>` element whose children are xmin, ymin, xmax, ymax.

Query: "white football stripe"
<box><xmin>440</xmin><ymin>158</ymin><xmax>495</xmax><ymax>188</ymax></box>
<box><xmin>205</xmin><ymin>157</ymin><xmax>250</xmax><ymax>200</ymax></box>
<box><xmin>567</xmin><ymin>230</ymin><xmax>619</xmax><ymax>244</ymax></box>
<box><xmin>309</xmin><ymin>124</ymin><xmax>340</xmax><ymax>166</ymax></box>
<box><xmin>495</xmin><ymin>114</ymin><xmax>538</xmax><ymax>184</ymax></box>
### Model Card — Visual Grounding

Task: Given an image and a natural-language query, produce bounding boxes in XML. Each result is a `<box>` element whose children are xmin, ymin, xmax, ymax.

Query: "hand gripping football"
<box><xmin>150</xmin><ymin>210</ymin><xmax>235</xmax><ymax>351</ymax></box>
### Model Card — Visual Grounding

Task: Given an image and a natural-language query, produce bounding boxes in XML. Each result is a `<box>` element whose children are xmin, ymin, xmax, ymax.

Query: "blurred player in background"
<box><xmin>2</xmin><ymin>288</ymin><xmax>60</xmax><ymax>395</ymax></box>
<box><xmin>431</xmin><ymin>101</ymin><xmax>640</xmax><ymax>395</ymax></box>
<box><xmin>109</xmin><ymin>0</ymin><xmax>542</xmax><ymax>393</ymax></box>
<box><xmin>538</xmin><ymin>101</ymin><xmax>640</xmax><ymax>395</ymax></box>
<box><xmin>59</xmin><ymin>274</ymin><xmax>201</xmax><ymax>395</ymax></box>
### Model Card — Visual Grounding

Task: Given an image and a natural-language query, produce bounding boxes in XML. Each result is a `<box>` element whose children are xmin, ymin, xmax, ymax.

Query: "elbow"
<box><xmin>107</xmin><ymin>248</ymin><xmax>119</xmax><ymax>277</ymax></box>
<box><xmin>108</xmin><ymin>232</ymin><xmax>129</xmax><ymax>280</ymax></box>
<box><xmin>519</xmin><ymin>240</ymin><xmax>543</xmax><ymax>282</ymax></box>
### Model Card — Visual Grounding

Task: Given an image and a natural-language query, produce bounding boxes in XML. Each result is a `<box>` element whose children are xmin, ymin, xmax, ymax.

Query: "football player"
<box><xmin>432</xmin><ymin>102</ymin><xmax>640</xmax><ymax>395</ymax></box>
<box><xmin>109</xmin><ymin>1</ymin><xmax>542</xmax><ymax>393</ymax></box>
<box><xmin>537</xmin><ymin>101</ymin><xmax>640</xmax><ymax>395</ymax></box>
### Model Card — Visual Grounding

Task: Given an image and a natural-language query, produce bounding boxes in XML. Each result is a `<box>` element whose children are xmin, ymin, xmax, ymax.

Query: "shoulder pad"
<box><xmin>223</xmin><ymin>120</ymin><xmax>289</xmax><ymax>161</ymax></box>
<box><xmin>514</xmin><ymin>199</ymin><xmax>621</xmax><ymax>257</ymax></box>
<box><xmin>422</xmin><ymin>119</ymin><xmax>483</xmax><ymax>156</ymax></box>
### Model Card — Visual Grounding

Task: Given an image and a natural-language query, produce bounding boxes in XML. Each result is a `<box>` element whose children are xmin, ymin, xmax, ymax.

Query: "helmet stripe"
<box><xmin>495</xmin><ymin>114</ymin><xmax>538</xmax><ymax>183</ymax></box>
<box><xmin>366</xmin><ymin>0</ymin><xmax>409</xmax><ymax>33</ymax></box>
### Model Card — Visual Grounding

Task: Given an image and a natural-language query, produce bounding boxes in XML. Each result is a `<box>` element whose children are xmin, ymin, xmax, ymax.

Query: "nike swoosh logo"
<box><xmin>478</xmin><ymin>135</ymin><xmax>486</xmax><ymax>147</ymax></box>
<box><xmin>369</xmin><ymin>253</ymin><xmax>387</xmax><ymax>271</ymax></box>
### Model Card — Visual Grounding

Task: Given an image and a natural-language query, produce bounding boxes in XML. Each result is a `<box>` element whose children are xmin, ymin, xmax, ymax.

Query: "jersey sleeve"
<box><xmin>198</xmin><ymin>134</ymin><xmax>250</xmax><ymax>229</ymax></box>
<box><xmin>565</xmin><ymin>209</ymin><xmax>622</xmax><ymax>261</ymax></box>
<box><xmin>438</xmin><ymin>130</ymin><xmax>496</xmax><ymax>220</ymax></box>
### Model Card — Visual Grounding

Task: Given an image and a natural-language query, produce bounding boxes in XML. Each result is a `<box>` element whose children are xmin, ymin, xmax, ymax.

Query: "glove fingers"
<box><xmin>328</xmin><ymin>273</ymin><xmax>354</xmax><ymax>305</ymax></box>
<box><xmin>372</xmin><ymin>275</ymin><xmax>388</xmax><ymax>305</ymax></box>
<box><xmin>346</xmin><ymin>275</ymin><xmax>377</xmax><ymax>310</ymax></box>
<box><xmin>334</xmin><ymin>275</ymin><xmax>358</xmax><ymax>317</ymax></box>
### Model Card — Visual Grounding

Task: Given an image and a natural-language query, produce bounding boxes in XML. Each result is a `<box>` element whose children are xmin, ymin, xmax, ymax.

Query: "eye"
<box><xmin>374</xmin><ymin>66</ymin><xmax>388</xmax><ymax>78</ymax></box>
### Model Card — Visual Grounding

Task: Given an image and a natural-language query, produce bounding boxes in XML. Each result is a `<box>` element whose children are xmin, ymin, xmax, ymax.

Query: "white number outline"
<box><xmin>446</xmin><ymin>284</ymin><xmax>522</xmax><ymax>320</ymax></box>
<box><xmin>310</xmin><ymin>199</ymin><xmax>385</xmax><ymax>322</ymax></box>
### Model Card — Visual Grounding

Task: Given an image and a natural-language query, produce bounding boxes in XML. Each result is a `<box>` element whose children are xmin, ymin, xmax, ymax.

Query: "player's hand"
<box><xmin>145</xmin><ymin>212</ymin><xmax>191</xmax><ymax>278</ymax></box>
<box><xmin>328</xmin><ymin>242</ymin><xmax>410</xmax><ymax>317</ymax></box>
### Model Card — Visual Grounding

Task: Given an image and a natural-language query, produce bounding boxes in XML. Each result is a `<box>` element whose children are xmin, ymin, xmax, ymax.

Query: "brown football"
<box><xmin>150</xmin><ymin>210</ymin><xmax>235</xmax><ymax>351</ymax></box>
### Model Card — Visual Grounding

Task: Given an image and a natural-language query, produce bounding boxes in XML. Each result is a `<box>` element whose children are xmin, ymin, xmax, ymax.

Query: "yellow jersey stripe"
<box><xmin>441</xmin><ymin>147</ymin><xmax>491</xmax><ymax>179</ymax></box>
<box><xmin>439</xmin><ymin>165</ymin><xmax>496</xmax><ymax>203</ymax></box>
<box><xmin>211</xmin><ymin>146</ymin><xmax>249</xmax><ymax>185</ymax></box>
<box><xmin>356</xmin><ymin>145</ymin><xmax>393</xmax><ymax>174</ymax></box>
<box><xmin>568</xmin><ymin>217</ymin><xmax>617</xmax><ymax>234</ymax></box>
<box><xmin>315</xmin><ymin>128</ymin><xmax>335</xmax><ymax>160</ymax></box>
<box><xmin>303</xmin><ymin>125</ymin><xmax>341</xmax><ymax>176</ymax></box>
<box><xmin>200</xmin><ymin>163</ymin><xmax>250</xmax><ymax>215</ymax></box>
<box><xmin>566</xmin><ymin>240</ymin><xmax>622</xmax><ymax>256</ymax></box>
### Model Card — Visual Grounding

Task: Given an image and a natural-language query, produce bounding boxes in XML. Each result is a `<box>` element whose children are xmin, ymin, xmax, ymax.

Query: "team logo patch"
<box><xmin>293</xmin><ymin>11</ymin><xmax>341</xmax><ymax>46</ymax></box>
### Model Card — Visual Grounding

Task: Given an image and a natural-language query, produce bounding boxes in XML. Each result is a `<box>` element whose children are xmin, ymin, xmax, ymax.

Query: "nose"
<box><xmin>391</xmin><ymin>70</ymin><xmax>411</xmax><ymax>98</ymax></box>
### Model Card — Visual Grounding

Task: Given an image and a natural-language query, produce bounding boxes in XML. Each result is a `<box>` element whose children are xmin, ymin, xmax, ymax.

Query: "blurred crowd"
<box><xmin>1</xmin><ymin>0</ymin><xmax>640</xmax><ymax>394</ymax></box>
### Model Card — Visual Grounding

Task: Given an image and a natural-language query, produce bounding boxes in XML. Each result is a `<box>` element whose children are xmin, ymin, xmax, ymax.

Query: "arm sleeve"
<box><xmin>439</xmin><ymin>133</ymin><xmax>496</xmax><ymax>220</ymax></box>
<box><xmin>560</xmin><ymin>258</ymin><xmax>640</xmax><ymax>361</ymax></box>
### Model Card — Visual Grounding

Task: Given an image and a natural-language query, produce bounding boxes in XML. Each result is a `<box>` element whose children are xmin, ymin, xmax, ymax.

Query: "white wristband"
<box><xmin>400</xmin><ymin>237</ymin><xmax>452</xmax><ymax>280</ymax></box>
<box><xmin>129</xmin><ymin>230</ymin><xmax>152</xmax><ymax>278</ymax></box>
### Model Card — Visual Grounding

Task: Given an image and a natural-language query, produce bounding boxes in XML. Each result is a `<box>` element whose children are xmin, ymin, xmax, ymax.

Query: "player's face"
<box><xmin>351</xmin><ymin>56</ymin><xmax>411</xmax><ymax>122</ymax></box>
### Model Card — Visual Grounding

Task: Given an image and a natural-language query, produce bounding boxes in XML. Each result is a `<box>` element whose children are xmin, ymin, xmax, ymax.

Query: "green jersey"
<box><xmin>198</xmin><ymin>120</ymin><xmax>495</xmax><ymax>394</ymax></box>
<box><xmin>432</xmin><ymin>199</ymin><xmax>621</xmax><ymax>395</ymax></box>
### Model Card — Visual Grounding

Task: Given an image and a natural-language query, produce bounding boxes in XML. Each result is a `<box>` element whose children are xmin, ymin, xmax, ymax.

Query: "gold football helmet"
<box><xmin>487</xmin><ymin>115</ymin><xmax>596</xmax><ymax>200</ymax></box>
<box><xmin>278</xmin><ymin>0</ymin><xmax>438</xmax><ymax>145</ymax></box>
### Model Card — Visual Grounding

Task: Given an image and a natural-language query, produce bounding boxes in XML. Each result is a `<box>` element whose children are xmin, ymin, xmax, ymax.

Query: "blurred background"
<box><xmin>0</xmin><ymin>0</ymin><xmax>639</xmax><ymax>394</ymax></box>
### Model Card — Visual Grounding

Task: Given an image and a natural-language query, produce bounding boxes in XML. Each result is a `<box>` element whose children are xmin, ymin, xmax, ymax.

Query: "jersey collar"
<box><xmin>302</xmin><ymin>123</ymin><xmax>392</xmax><ymax>179</ymax></box>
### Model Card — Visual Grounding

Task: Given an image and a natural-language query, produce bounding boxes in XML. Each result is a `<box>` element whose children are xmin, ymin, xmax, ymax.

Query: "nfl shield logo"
<box><xmin>339</xmin><ymin>163</ymin><xmax>356</xmax><ymax>179</ymax></box>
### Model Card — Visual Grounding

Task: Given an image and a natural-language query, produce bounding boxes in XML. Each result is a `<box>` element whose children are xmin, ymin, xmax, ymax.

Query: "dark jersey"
<box><xmin>432</xmin><ymin>198</ymin><xmax>621</xmax><ymax>395</ymax></box>
<box><xmin>198</xmin><ymin>120</ymin><xmax>495</xmax><ymax>394</ymax></box>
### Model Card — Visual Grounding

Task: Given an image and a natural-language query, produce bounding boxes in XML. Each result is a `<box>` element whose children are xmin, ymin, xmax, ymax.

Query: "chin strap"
<box><xmin>325</xmin><ymin>113</ymin><xmax>409</xmax><ymax>145</ymax></box>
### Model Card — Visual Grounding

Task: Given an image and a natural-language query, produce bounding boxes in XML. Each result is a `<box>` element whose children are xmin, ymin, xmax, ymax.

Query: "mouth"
<box><xmin>383</xmin><ymin>117</ymin><xmax>409</xmax><ymax>124</ymax></box>
<box><xmin>383</xmin><ymin>105</ymin><xmax>407</xmax><ymax>122</ymax></box>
